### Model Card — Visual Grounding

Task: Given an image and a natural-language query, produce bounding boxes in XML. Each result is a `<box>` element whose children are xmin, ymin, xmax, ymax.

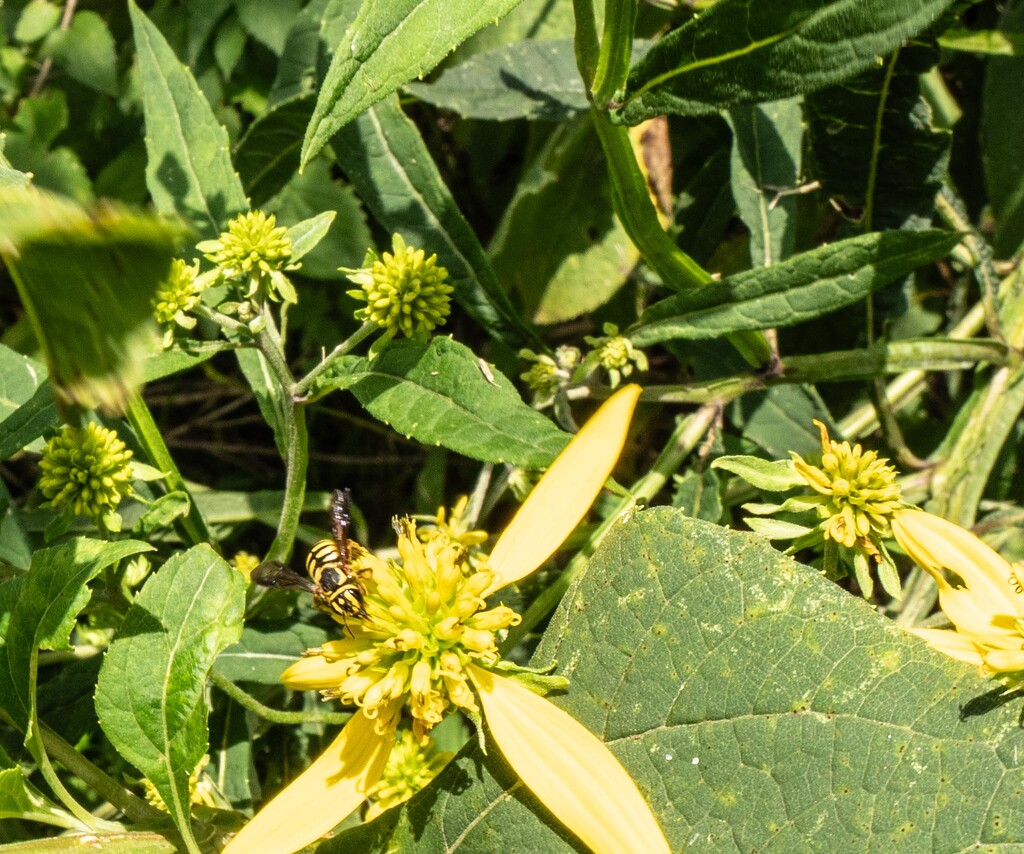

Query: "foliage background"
<box><xmin>2</xmin><ymin>0</ymin><xmax>1024</xmax><ymax>851</ymax></box>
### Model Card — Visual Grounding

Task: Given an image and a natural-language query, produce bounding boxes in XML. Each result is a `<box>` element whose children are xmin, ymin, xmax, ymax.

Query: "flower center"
<box><xmin>298</xmin><ymin>520</ymin><xmax>519</xmax><ymax>739</ymax></box>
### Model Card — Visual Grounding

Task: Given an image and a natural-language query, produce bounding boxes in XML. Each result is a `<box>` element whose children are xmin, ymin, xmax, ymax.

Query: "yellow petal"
<box><xmin>983</xmin><ymin>648</ymin><xmax>1024</xmax><ymax>672</ymax></box>
<box><xmin>892</xmin><ymin>510</ymin><xmax>1024</xmax><ymax>617</ymax></box>
<box><xmin>468</xmin><ymin>665</ymin><xmax>669</xmax><ymax>854</ymax></box>
<box><xmin>907</xmin><ymin>627</ymin><xmax>985</xmax><ymax>667</ymax></box>
<box><xmin>936</xmin><ymin>586</ymin><xmax>1018</xmax><ymax>643</ymax></box>
<box><xmin>280</xmin><ymin>654</ymin><xmax>351</xmax><ymax>691</ymax></box>
<box><xmin>222</xmin><ymin>701</ymin><xmax>401</xmax><ymax>854</ymax></box>
<box><xmin>487</xmin><ymin>384</ymin><xmax>640</xmax><ymax>592</ymax></box>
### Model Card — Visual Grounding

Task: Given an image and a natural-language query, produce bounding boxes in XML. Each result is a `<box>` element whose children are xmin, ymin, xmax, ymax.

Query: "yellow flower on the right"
<box><xmin>892</xmin><ymin>509</ymin><xmax>1024</xmax><ymax>678</ymax></box>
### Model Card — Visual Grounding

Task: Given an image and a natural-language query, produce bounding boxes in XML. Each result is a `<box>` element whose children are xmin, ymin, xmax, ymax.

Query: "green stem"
<box><xmin>642</xmin><ymin>338</ymin><xmax>1007</xmax><ymax>405</ymax></box>
<box><xmin>571</xmin><ymin>0</ymin><xmax>601</xmax><ymax>88</ymax></box>
<box><xmin>193</xmin><ymin>304</ymin><xmax>249</xmax><ymax>335</ymax></box>
<box><xmin>210</xmin><ymin>671</ymin><xmax>351</xmax><ymax>726</ymax></box>
<box><xmin>26</xmin><ymin>723</ymin><xmax>120</xmax><ymax>833</ymax></box>
<box><xmin>501</xmin><ymin>404</ymin><xmax>720</xmax><ymax>651</ymax></box>
<box><xmin>266</xmin><ymin>402</ymin><xmax>308</xmax><ymax>565</ymax></box>
<box><xmin>592</xmin><ymin>0</ymin><xmax>638</xmax><ymax>106</ymax></box>
<box><xmin>37</xmin><ymin>720</ymin><xmax>172</xmax><ymax>829</ymax></box>
<box><xmin>294</xmin><ymin>321</ymin><xmax>378</xmax><ymax>398</ymax></box>
<box><xmin>125</xmin><ymin>394</ymin><xmax>212</xmax><ymax>548</ymax></box>
<box><xmin>839</xmin><ymin>296</ymin><xmax>990</xmax><ymax>439</ymax></box>
<box><xmin>590</xmin><ymin>110</ymin><xmax>710</xmax><ymax>292</ymax></box>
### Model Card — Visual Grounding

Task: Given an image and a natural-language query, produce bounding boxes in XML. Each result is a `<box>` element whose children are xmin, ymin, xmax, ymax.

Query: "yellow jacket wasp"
<box><xmin>252</xmin><ymin>489</ymin><xmax>369</xmax><ymax>624</ymax></box>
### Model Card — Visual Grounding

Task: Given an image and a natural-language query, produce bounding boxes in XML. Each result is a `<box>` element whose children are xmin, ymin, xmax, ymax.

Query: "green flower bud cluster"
<box><xmin>39</xmin><ymin>423</ymin><xmax>133</xmax><ymax>527</ymax></box>
<box><xmin>343</xmin><ymin>233</ymin><xmax>453</xmax><ymax>354</ymax></box>
<box><xmin>197</xmin><ymin>211</ymin><xmax>297</xmax><ymax>331</ymax></box>
<box><xmin>583</xmin><ymin>323</ymin><xmax>649</xmax><ymax>389</ymax></box>
<box><xmin>519</xmin><ymin>345</ymin><xmax>581</xmax><ymax>409</ymax></box>
<box><xmin>152</xmin><ymin>259</ymin><xmax>205</xmax><ymax>346</ymax></box>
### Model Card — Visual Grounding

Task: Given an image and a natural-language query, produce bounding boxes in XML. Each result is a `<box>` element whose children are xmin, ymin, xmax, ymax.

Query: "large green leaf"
<box><xmin>982</xmin><ymin>1</ymin><xmax>1024</xmax><ymax>255</ymax></box>
<box><xmin>301</xmin><ymin>0</ymin><xmax>524</xmax><ymax>166</ymax></box>
<box><xmin>0</xmin><ymin>189</ymin><xmax>185</xmax><ymax>413</ymax></box>
<box><xmin>214</xmin><ymin>621</ymin><xmax>330</xmax><ymax>685</ymax></box>
<box><xmin>129</xmin><ymin>0</ymin><xmax>248</xmax><ymax>238</ymax></box>
<box><xmin>95</xmin><ymin>545</ymin><xmax>246</xmax><ymax>850</ymax></box>
<box><xmin>406</xmin><ymin>39</ymin><xmax>589</xmax><ymax>121</ymax></box>
<box><xmin>620</xmin><ymin>0</ymin><xmax>954</xmax><ymax>124</ymax></box>
<box><xmin>630</xmin><ymin>229</ymin><xmax>960</xmax><ymax>346</ymax></box>
<box><xmin>489</xmin><ymin>116</ymin><xmax>637</xmax><ymax>324</ymax></box>
<box><xmin>0</xmin><ymin>538</ymin><xmax>152</xmax><ymax>735</ymax></box>
<box><xmin>332</xmin><ymin>96</ymin><xmax>536</xmax><ymax>348</ymax></box>
<box><xmin>309</xmin><ymin>337</ymin><xmax>569</xmax><ymax>468</ymax></box>
<box><xmin>727</xmin><ymin>97</ymin><xmax>803</xmax><ymax>267</ymax></box>
<box><xmin>806</xmin><ymin>43</ymin><xmax>950</xmax><ymax>231</ymax></box>
<box><xmin>330</xmin><ymin>510</ymin><xmax>1024</xmax><ymax>851</ymax></box>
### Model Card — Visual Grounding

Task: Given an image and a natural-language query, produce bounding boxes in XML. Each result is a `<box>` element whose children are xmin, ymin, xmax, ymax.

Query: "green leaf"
<box><xmin>42</xmin><ymin>11</ymin><xmax>117</xmax><ymax>95</ymax></box>
<box><xmin>333</xmin><ymin>509</ymin><xmax>1024</xmax><ymax>851</ymax></box>
<box><xmin>301</xmin><ymin>0</ymin><xmax>523</xmax><ymax>166</ymax></box>
<box><xmin>0</xmin><ymin>835</ymin><xmax>176</xmax><ymax>853</ymax></box>
<box><xmin>0</xmin><ymin>479</ymin><xmax>32</xmax><ymax>571</ymax></box>
<box><xmin>131</xmin><ymin>492</ymin><xmax>191</xmax><ymax>538</ymax></box>
<box><xmin>489</xmin><ymin>116</ymin><xmax>637</xmax><ymax>324</ymax></box>
<box><xmin>14</xmin><ymin>1</ymin><xmax>60</xmax><ymax>44</ymax></box>
<box><xmin>235</xmin><ymin>349</ymin><xmax>288</xmax><ymax>458</ymax></box>
<box><xmin>0</xmin><ymin>136</ymin><xmax>32</xmax><ymax>190</ymax></box>
<box><xmin>3</xmin><ymin>93</ymin><xmax>91</xmax><ymax>202</ymax></box>
<box><xmin>710</xmin><ymin>455</ymin><xmax>805</xmax><ymax>491</ymax></box>
<box><xmin>727</xmin><ymin>97</ymin><xmax>803</xmax><ymax>267</ymax></box>
<box><xmin>806</xmin><ymin>43</ymin><xmax>950</xmax><ymax>231</ymax></box>
<box><xmin>743</xmin><ymin>516</ymin><xmax>815</xmax><ymax>539</ymax></box>
<box><xmin>269</xmin><ymin>159</ymin><xmax>372</xmax><ymax>278</ymax></box>
<box><xmin>729</xmin><ymin>385</ymin><xmax>831</xmax><ymax>460</ymax></box>
<box><xmin>982</xmin><ymin>2</ymin><xmax>1024</xmax><ymax>255</ymax></box>
<box><xmin>286</xmin><ymin>211</ymin><xmax>336</xmax><ymax>264</ymax></box>
<box><xmin>129</xmin><ymin>0</ymin><xmax>248</xmax><ymax>239</ymax></box>
<box><xmin>671</xmin><ymin>468</ymin><xmax>723</xmax><ymax>522</ymax></box>
<box><xmin>142</xmin><ymin>341</ymin><xmax>237</xmax><ymax>384</ymax></box>
<box><xmin>630</xmin><ymin>229</ymin><xmax>961</xmax><ymax>346</ymax></box>
<box><xmin>233</xmin><ymin>94</ymin><xmax>314</xmax><ymax>207</ymax></box>
<box><xmin>332</xmin><ymin>96</ymin><xmax>536</xmax><ymax>348</ymax></box>
<box><xmin>234</xmin><ymin>0</ymin><xmax>303</xmax><ymax>56</ymax></box>
<box><xmin>406</xmin><ymin>39</ymin><xmax>589</xmax><ymax>121</ymax></box>
<box><xmin>95</xmin><ymin>545</ymin><xmax>246</xmax><ymax>850</ymax></box>
<box><xmin>214</xmin><ymin>621</ymin><xmax>330</xmax><ymax>685</ymax></box>
<box><xmin>310</xmin><ymin>337</ymin><xmax>569</xmax><ymax>468</ymax></box>
<box><xmin>0</xmin><ymin>538</ymin><xmax>152</xmax><ymax>734</ymax></box>
<box><xmin>0</xmin><ymin>345</ymin><xmax>53</xmax><ymax>459</ymax></box>
<box><xmin>0</xmin><ymin>765</ymin><xmax>80</xmax><ymax>830</ymax></box>
<box><xmin>939</xmin><ymin>28</ymin><xmax>1024</xmax><ymax>55</ymax></box>
<box><xmin>0</xmin><ymin>188</ymin><xmax>186</xmax><ymax>414</ymax></box>
<box><xmin>620</xmin><ymin>0</ymin><xmax>954</xmax><ymax>124</ymax></box>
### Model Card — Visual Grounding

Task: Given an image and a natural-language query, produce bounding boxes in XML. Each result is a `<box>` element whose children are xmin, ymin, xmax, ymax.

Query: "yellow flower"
<box><xmin>892</xmin><ymin>509</ymin><xmax>1024</xmax><ymax>679</ymax></box>
<box><xmin>418</xmin><ymin>495</ymin><xmax>489</xmax><ymax>571</ymax></box>
<box><xmin>222</xmin><ymin>385</ymin><xmax>669</xmax><ymax>854</ymax></box>
<box><xmin>791</xmin><ymin>419</ymin><xmax>902</xmax><ymax>553</ymax></box>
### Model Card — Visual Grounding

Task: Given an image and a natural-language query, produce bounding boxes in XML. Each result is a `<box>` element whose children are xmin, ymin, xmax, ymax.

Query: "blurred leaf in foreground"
<box><xmin>0</xmin><ymin>187</ymin><xmax>187</xmax><ymax>413</ymax></box>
